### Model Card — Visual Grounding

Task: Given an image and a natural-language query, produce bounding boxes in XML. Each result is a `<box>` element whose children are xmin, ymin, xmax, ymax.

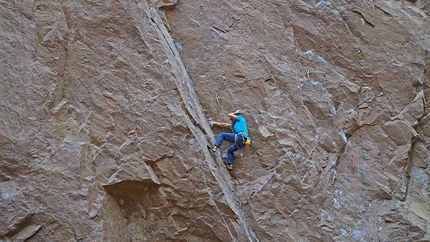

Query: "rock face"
<box><xmin>1</xmin><ymin>0</ymin><xmax>429</xmax><ymax>241</ymax></box>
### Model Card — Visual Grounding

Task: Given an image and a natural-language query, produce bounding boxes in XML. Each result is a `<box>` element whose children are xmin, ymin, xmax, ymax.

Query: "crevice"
<box><xmin>211</xmin><ymin>25</ymin><xmax>227</xmax><ymax>34</ymax></box>
<box><xmin>375</xmin><ymin>4</ymin><xmax>392</xmax><ymax>17</ymax></box>
<box><xmin>137</xmin><ymin>3</ymin><xmax>260</xmax><ymax>240</ymax></box>
<box><xmin>351</xmin><ymin>10</ymin><xmax>375</xmax><ymax>27</ymax></box>
<box><xmin>150</xmin><ymin>17</ymin><xmax>176</xmax><ymax>57</ymax></box>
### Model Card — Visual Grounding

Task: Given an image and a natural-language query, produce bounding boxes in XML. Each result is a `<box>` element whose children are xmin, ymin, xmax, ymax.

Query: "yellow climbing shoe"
<box><xmin>207</xmin><ymin>145</ymin><xmax>218</xmax><ymax>152</ymax></box>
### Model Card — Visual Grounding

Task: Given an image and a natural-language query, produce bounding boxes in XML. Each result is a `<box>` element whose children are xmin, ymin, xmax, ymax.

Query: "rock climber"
<box><xmin>208</xmin><ymin>110</ymin><xmax>251</xmax><ymax>171</ymax></box>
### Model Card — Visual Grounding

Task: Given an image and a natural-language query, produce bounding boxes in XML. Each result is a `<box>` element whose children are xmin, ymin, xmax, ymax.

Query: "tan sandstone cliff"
<box><xmin>1</xmin><ymin>0</ymin><xmax>429</xmax><ymax>241</ymax></box>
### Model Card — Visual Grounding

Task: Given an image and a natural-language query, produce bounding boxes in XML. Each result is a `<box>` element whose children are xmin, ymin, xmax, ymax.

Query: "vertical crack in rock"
<box><xmin>122</xmin><ymin>0</ymin><xmax>259</xmax><ymax>241</ymax></box>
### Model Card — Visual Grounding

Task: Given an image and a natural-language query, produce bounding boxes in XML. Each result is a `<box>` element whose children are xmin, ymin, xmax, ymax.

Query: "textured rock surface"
<box><xmin>0</xmin><ymin>0</ymin><xmax>429</xmax><ymax>241</ymax></box>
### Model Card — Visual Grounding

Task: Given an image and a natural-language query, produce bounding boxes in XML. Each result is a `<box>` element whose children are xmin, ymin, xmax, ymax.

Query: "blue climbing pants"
<box><xmin>214</xmin><ymin>132</ymin><xmax>245</xmax><ymax>165</ymax></box>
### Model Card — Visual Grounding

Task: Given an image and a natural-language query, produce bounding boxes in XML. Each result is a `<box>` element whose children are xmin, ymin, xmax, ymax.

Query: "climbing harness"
<box><xmin>237</xmin><ymin>132</ymin><xmax>251</xmax><ymax>147</ymax></box>
<box><xmin>234</xmin><ymin>133</ymin><xmax>246</xmax><ymax>149</ymax></box>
